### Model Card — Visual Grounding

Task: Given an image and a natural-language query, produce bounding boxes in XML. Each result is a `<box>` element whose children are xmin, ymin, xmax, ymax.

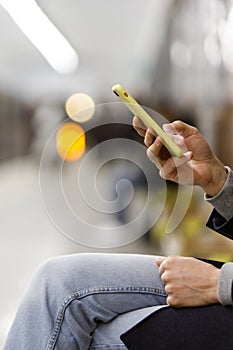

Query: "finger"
<box><xmin>171</xmin><ymin>134</ymin><xmax>185</xmax><ymax>150</ymax></box>
<box><xmin>147</xmin><ymin>148</ymin><xmax>162</xmax><ymax>169</ymax></box>
<box><xmin>162</xmin><ymin>125</ymin><xmax>187</xmax><ymax>154</ymax></box>
<box><xmin>160</xmin><ymin>272</ymin><xmax>168</xmax><ymax>284</ymax></box>
<box><xmin>156</xmin><ymin>257</ymin><xmax>166</xmax><ymax>266</ymax></box>
<box><xmin>146</xmin><ymin>137</ymin><xmax>166</xmax><ymax>169</ymax></box>
<box><xmin>144</xmin><ymin>128</ymin><xmax>156</xmax><ymax>147</ymax></box>
<box><xmin>162</xmin><ymin>123</ymin><xmax>180</xmax><ymax>136</ymax></box>
<box><xmin>147</xmin><ymin>136</ymin><xmax>164</xmax><ymax>156</ymax></box>
<box><xmin>132</xmin><ymin>116</ymin><xmax>146</xmax><ymax>136</ymax></box>
<box><xmin>159</xmin><ymin>152</ymin><xmax>192</xmax><ymax>179</ymax></box>
<box><xmin>164</xmin><ymin>120</ymin><xmax>198</xmax><ymax>139</ymax></box>
<box><xmin>157</xmin><ymin>259</ymin><xmax>167</xmax><ymax>276</ymax></box>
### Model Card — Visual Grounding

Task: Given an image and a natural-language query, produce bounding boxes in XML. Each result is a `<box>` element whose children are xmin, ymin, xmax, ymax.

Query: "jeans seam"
<box><xmin>91</xmin><ymin>345</ymin><xmax>126</xmax><ymax>349</ymax></box>
<box><xmin>46</xmin><ymin>285</ymin><xmax>166</xmax><ymax>349</ymax></box>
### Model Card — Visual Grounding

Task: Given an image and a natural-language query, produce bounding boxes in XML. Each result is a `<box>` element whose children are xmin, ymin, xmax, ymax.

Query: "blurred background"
<box><xmin>1</xmin><ymin>0</ymin><xmax>233</xmax><ymax>346</ymax></box>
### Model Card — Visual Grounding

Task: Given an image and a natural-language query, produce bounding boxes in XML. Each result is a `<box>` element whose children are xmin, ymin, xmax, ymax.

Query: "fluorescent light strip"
<box><xmin>0</xmin><ymin>0</ymin><xmax>79</xmax><ymax>74</ymax></box>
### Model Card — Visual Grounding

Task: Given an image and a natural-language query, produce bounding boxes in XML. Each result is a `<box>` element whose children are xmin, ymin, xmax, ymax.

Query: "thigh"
<box><xmin>40</xmin><ymin>253</ymin><xmax>167</xmax><ymax>312</ymax></box>
<box><xmin>46</xmin><ymin>253</ymin><xmax>167</xmax><ymax>349</ymax></box>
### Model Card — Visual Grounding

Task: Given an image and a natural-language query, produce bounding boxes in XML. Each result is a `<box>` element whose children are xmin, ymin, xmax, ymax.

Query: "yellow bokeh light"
<box><xmin>65</xmin><ymin>93</ymin><xmax>95</xmax><ymax>122</ymax></box>
<box><xmin>56</xmin><ymin>122</ymin><xmax>85</xmax><ymax>162</ymax></box>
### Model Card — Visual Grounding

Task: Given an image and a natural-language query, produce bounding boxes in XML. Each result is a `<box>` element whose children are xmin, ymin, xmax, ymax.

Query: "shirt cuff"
<box><xmin>204</xmin><ymin>166</ymin><xmax>233</xmax><ymax>221</ymax></box>
<box><xmin>218</xmin><ymin>262</ymin><xmax>233</xmax><ymax>305</ymax></box>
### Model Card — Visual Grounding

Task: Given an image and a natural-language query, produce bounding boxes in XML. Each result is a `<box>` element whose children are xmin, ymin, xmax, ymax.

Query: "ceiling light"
<box><xmin>0</xmin><ymin>0</ymin><xmax>79</xmax><ymax>74</ymax></box>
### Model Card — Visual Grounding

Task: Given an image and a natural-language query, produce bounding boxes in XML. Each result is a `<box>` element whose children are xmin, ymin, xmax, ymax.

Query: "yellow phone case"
<box><xmin>112</xmin><ymin>84</ymin><xmax>183</xmax><ymax>157</ymax></box>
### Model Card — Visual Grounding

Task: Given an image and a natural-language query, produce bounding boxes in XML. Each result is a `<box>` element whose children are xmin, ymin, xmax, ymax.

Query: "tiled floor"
<box><xmin>0</xmin><ymin>156</ymin><xmax>158</xmax><ymax>348</ymax></box>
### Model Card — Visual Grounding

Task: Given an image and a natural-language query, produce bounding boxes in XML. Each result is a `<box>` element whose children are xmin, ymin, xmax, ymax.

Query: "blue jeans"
<box><xmin>3</xmin><ymin>253</ymin><xmax>167</xmax><ymax>349</ymax></box>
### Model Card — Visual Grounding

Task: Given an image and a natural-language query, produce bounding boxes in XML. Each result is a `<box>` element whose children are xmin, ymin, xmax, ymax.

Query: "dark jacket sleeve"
<box><xmin>120</xmin><ymin>211</ymin><xmax>233</xmax><ymax>350</ymax></box>
<box><xmin>206</xmin><ymin>209</ymin><xmax>233</xmax><ymax>240</ymax></box>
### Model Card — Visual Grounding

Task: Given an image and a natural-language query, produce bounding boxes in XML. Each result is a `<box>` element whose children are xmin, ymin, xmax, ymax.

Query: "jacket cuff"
<box><xmin>205</xmin><ymin>166</ymin><xmax>233</xmax><ymax>221</ymax></box>
<box><xmin>218</xmin><ymin>262</ymin><xmax>233</xmax><ymax>305</ymax></box>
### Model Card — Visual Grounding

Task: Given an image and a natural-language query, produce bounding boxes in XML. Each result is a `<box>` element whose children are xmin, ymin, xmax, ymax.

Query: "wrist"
<box><xmin>208</xmin><ymin>269</ymin><xmax>220</xmax><ymax>304</ymax></box>
<box><xmin>202</xmin><ymin>160</ymin><xmax>227</xmax><ymax>197</ymax></box>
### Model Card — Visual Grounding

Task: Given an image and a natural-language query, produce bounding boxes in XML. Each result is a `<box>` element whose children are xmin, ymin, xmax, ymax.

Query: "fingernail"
<box><xmin>184</xmin><ymin>151</ymin><xmax>192</xmax><ymax>160</ymax></box>
<box><xmin>159</xmin><ymin>168</ymin><xmax>165</xmax><ymax>178</ymax></box>
<box><xmin>162</xmin><ymin>124</ymin><xmax>170</xmax><ymax>132</ymax></box>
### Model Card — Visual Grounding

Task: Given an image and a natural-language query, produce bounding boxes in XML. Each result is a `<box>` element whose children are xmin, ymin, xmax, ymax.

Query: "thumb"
<box><xmin>165</xmin><ymin>120</ymin><xmax>197</xmax><ymax>138</ymax></box>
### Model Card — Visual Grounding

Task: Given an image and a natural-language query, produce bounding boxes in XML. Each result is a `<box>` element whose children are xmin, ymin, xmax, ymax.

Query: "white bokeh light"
<box><xmin>65</xmin><ymin>93</ymin><xmax>95</xmax><ymax>123</ymax></box>
<box><xmin>170</xmin><ymin>40</ymin><xmax>192</xmax><ymax>68</ymax></box>
<box><xmin>204</xmin><ymin>35</ymin><xmax>221</xmax><ymax>67</ymax></box>
<box><xmin>219</xmin><ymin>6</ymin><xmax>233</xmax><ymax>73</ymax></box>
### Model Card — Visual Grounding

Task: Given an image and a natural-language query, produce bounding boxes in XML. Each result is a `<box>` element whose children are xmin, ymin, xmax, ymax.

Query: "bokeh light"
<box><xmin>56</xmin><ymin>122</ymin><xmax>85</xmax><ymax>161</ymax></box>
<box><xmin>170</xmin><ymin>40</ymin><xmax>192</xmax><ymax>68</ymax></box>
<box><xmin>65</xmin><ymin>93</ymin><xmax>95</xmax><ymax>122</ymax></box>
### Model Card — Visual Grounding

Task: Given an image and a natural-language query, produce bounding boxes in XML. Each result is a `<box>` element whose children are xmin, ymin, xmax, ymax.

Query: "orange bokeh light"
<box><xmin>56</xmin><ymin>122</ymin><xmax>85</xmax><ymax>161</ymax></box>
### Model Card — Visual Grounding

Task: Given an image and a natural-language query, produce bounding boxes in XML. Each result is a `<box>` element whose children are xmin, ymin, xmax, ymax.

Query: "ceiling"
<box><xmin>0</xmin><ymin>0</ymin><xmax>173</xmax><ymax>102</ymax></box>
<box><xmin>0</xmin><ymin>0</ymin><xmax>232</xmax><ymax>108</ymax></box>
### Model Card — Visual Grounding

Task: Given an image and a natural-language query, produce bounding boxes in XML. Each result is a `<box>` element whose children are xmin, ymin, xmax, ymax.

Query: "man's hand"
<box><xmin>156</xmin><ymin>256</ymin><xmax>220</xmax><ymax>307</ymax></box>
<box><xmin>133</xmin><ymin>117</ymin><xmax>227</xmax><ymax>196</ymax></box>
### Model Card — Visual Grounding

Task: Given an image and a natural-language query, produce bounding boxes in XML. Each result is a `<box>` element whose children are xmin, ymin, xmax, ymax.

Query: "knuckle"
<box><xmin>161</xmin><ymin>259</ymin><xmax>170</xmax><ymax>269</ymax></box>
<box><xmin>161</xmin><ymin>271</ymin><xmax>170</xmax><ymax>283</ymax></box>
<box><xmin>164</xmin><ymin>284</ymin><xmax>172</xmax><ymax>294</ymax></box>
<box><xmin>191</xmin><ymin>126</ymin><xmax>198</xmax><ymax>133</ymax></box>
<box><xmin>146</xmin><ymin>146</ymin><xmax>153</xmax><ymax>157</ymax></box>
<box><xmin>159</xmin><ymin>169</ymin><xmax>166</xmax><ymax>179</ymax></box>
<box><xmin>167</xmin><ymin>255</ymin><xmax>178</xmax><ymax>264</ymax></box>
<box><xmin>166</xmin><ymin>295</ymin><xmax>173</xmax><ymax>305</ymax></box>
<box><xmin>167</xmin><ymin>296</ymin><xmax>181</xmax><ymax>307</ymax></box>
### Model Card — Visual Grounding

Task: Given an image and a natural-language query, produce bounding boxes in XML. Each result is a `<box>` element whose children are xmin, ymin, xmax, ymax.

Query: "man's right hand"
<box><xmin>133</xmin><ymin>117</ymin><xmax>227</xmax><ymax>196</ymax></box>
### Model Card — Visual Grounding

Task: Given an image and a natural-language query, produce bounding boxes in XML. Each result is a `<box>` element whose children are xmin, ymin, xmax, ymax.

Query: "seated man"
<box><xmin>120</xmin><ymin>118</ymin><xmax>233</xmax><ymax>349</ymax></box>
<box><xmin>3</xmin><ymin>120</ymin><xmax>233</xmax><ymax>350</ymax></box>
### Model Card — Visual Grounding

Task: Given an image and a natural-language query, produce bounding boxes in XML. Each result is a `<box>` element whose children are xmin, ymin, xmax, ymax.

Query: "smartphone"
<box><xmin>112</xmin><ymin>84</ymin><xmax>183</xmax><ymax>157</ymax></box>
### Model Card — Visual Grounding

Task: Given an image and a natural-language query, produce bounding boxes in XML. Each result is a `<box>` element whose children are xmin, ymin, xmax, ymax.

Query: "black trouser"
<box><xmin>121</xmin><ymin>259</ymin><xmax>233</xmax><ymax>350</ymax></box>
